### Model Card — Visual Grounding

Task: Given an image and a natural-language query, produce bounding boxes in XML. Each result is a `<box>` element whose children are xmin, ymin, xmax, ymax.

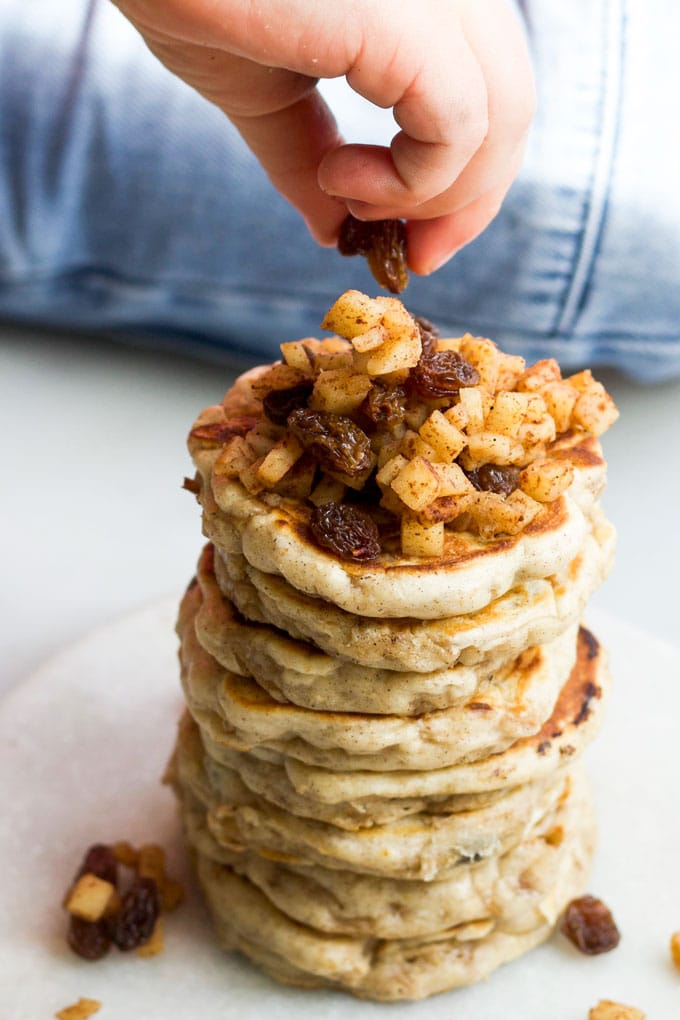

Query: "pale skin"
<box><xmin>112</xmin><ymin>0</ymin><xmax>536</xmax><ymax>275</ymax></box>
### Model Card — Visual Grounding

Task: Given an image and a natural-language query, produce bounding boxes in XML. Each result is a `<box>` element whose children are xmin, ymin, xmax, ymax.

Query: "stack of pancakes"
<box><xmin>169</xmin><ymin>298</ymin><xmax>617</xmax><ymax>1000</ymax></box>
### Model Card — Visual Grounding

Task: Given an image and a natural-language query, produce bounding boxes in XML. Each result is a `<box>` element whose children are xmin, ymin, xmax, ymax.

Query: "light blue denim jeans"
<box><xmin>1</xmin><ymin>0</ymin><xmax>678</xmax><ymax>381</ymax></box>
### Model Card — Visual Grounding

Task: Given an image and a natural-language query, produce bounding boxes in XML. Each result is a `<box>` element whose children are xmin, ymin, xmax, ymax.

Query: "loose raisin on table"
<box><xmin>409</xmin><ymin>350</ymin><xmax>479</xmax><ymax>399</ymax></box>
<box><xmin>310</xmin><ymin>503</ymin><xmax>381</xmax><ymax>561</ymax></box>
<box><xmin>466</xmin><ymin>464</ymin><xmax>521</xmax><ymax>496</ymax></box>
<box><xmin>68</xmin><ymin>916</ymin><xmax>111</xmax><ymax>961</ymax></box>
<box><xmin>560</xmin><ymin>895</ymin><xmax>621</xmax><ymax>955</ymax></box>
<box><xmin>262</xmin><ymin>382</ymin><xmax>314</xmax><ymax>425</ymax></box>
<box><xmin>337</xmin><ymin>215</ymin><xmax>409</xmax><ymax>293</ymax></box>
<box><xmin>110</xmin><ymin>877</ymin><xmax>160</xmax><ymax>951</ymax></box>
<box><xmin>287</xmin><ymin>408</ymin><xmax>372</xmax><ymax>477</ymax></box>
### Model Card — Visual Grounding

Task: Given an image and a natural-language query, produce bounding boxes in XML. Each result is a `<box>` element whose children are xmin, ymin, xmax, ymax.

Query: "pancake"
<box><xmin>211</xmin><ymin>514</ymin><xmax>615</xmax><ymax>671</ymax></box>
<box><xmin>174</xmin><ymin>714</ymin><xmax>525</xmax><ymax>831</ymax></box>
<box><xmin>173</xmin><ymin>712</ymin><xmax>569</xmax><ymax>880</ymax></box>
<box><xmin>193</xmin><ymin>542</ymin><xmax>535</xmax><ymax>715</ymax></box>
<box><xmin>179</xmin><ymin>767</ymin><xmax>590</xmax><ymax>939</ymax></box>
<box><xmin>191</xmin><ymin>366</ymin><xmax>609</xmax><ymax>620</ymax></box>
<box><xmin>186</xmin><ymin>774</ymin><xmax>595</xmax><ymax>1000</ymax></box>
<box><xmin>228</xmin><ymin>626</ymin><xmax>608</xmax><ymax>806</ymax></box>
<box><xmin>179</xmin><ymin>578</ymin><xmax>579</xmax><ymax>771</ymax></box>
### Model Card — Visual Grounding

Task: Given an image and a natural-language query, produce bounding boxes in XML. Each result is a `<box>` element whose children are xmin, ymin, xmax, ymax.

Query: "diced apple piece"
<box><xmin>520</xmin><ymin>458</ymin><xmax>575</xmax><ymax>502</ymax></box>
<box><xmin>309</xmin><ymin>369</ymin><xmax>372</xmax><ymax>414</ymax></box>
<box><xmin>401</xmin><ymin>517</ymin><xmax>445</xmax><ymax>557</ymax></box>
<box><xmin>459</xmin><ymin>335</ymin><xmax>501</xmax><ymax>392</ymax></box>
<box><xmin>517</xmin><ymin>358</ymin><xmax>561</xmax><ymax>392</ymax></box>
<box><xmin>376</xmin><ymin>454</ymin><xmax>409</xmax><ymax>487</ymax></box>
<box><xmin>435</xmin><ymin>461</ymin><xmax>475</xmax><ymax>497</ymax></box>
<box><xmin>466</xmin><ymin>432</ymin><xmax>524</xmax><ymax>466</ymax></box>
<box><xmin>419</xmin><ymin>410</ymin><xmax>467</xmax><ymax>462</ymax></box>
<box><xmin>391</xmin><ymin>456</ymin><xmax>441</xmax><ymax>511</ymax></box>
<box><xmin>309</xmin><ymin>475</ymin><xmax>347</xmax><ymax>506</ymax></box>
<box><xmin>456</xmin><ymin>387</ymin><xmax>486</xmax><ymax>431</ymax></box>
<box><xmin>257</xmin><ymin>434</ymin><xmax>304</xmax><ymax>485</ymax></box>
<box><xmin>321</xmin><ymin>290</ymin><xmax>384</xmax><ymax>338</ymax></box>
<box><xmin>541</xmin><ymin>381</ymin><xmax>578</xmax><ymax>434</ymax></box>
<box><xmin>65</xmin><ymin>874</ymin><xmax>116</xmax><ymax>922</ymax></box>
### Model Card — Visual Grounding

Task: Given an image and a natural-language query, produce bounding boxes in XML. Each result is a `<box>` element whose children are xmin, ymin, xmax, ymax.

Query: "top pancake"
<box><xmin>189</xmin><ymin>363</ymin><xmax>611</xmax><ymax>620</ymax></box>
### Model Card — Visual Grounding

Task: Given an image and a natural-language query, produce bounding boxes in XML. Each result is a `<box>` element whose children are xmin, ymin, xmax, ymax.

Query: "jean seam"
<box><xmin>554</xmin><ymin>0</ymin><xmax>627</xmax><ymax>336</ymax></box>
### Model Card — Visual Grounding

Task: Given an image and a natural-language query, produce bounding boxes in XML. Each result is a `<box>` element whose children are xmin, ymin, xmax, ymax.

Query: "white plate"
<box><xmin>1</xmin><ymin>602</ymin><xmax>678</xmax><ymax>1019</ymax></box>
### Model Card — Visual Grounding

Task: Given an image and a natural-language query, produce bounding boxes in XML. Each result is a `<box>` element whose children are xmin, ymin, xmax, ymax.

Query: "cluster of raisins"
<box><xmin>65</xmin><ymin>843</ymin><xmax>162</xmax><ymax>961</ymax></box>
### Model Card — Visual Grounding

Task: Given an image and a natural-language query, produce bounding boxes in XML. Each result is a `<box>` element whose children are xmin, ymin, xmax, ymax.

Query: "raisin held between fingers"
<box><xmin>110</xmin><ymin>877</ymin><xmax>160</xmax><ymax>951</ymax></box>
<box><xmin>68</xmin><ymin>916</ymin><xmax>111</xmax><ymax>961</ymax></box>
<box><xmin>337</xmin><ymin>215</ymin><xmax>409</xmax><ymax>293</ymax></box>
<box><xmin>409</xmin><ymin>350</ymin><xmax>480</xmax><ymax>399</ymax></box>
<box><xmin>560</xmin><ymin>895</ymin><xmax>621</xmax><ymax>955</ymax></box>
<box><xmin>466</xmin><ymin>464</ymin><xmax>521</xmax><ymax>496</ymax></box>
<box><xmin>287</xmin><ymin>408</ymin><xmax>373</xmax><ymax>478</ymax></box>
<box><xmin>262</xmin><ymin>382</ymin><xmax>314</xmax><ymax>425</ymax></box>
<box><xmin>310</xmin><ymin>503</ymin><xmax>381</xmax><ymax>561</ymax></box>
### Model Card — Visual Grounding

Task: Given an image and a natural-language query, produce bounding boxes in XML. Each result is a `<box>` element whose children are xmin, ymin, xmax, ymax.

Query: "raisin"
<box><xmin>75</xmin><ymin>844</ymin><xmax>118</xmax><ymax>886</ymax></box>
<box><xmin>337</xmin><ymin>214</ymin><xmax>409</xmax><ymax>293</ymax></box>
<box><xmin>110</xmin><ymin>877</ymin><xmax>160</xmax><ymax>951</ymax></box>
<box><xmin>67</xmin><ymin>916</ymin><xmax>111</xmax><ymax>961</ymax></box>
<box><xmin>287</xmin><ymin>408</ymin><xmax>372</xmax><ymax>477</ymax></box>
<box><xmin>310</xmin><ymin>503</ymin><xmax>381</xmax><ymax>561</ymax></box>
<box><xmin>409</xmin><ymin>350</ymin><xmax>479</xmax><ymax>399</ymax></box>
<box><xmin>189</xmin><ymin>418</ymin><xmax>257</xmax><ymax>447</ymax></box>
<box><xmin>560</xmin><ymin>895</ymin><xmax>621</xmax><ymax>955</ymax></box>
<box><xmin>466</xmin><ymin>464</ymin><xmax>520</xmax><ymax>496</ymax></box>
<box><xmin>262</xmin><ymin>382</ymin><xmax>314</xmax><ymax>425</ymax></box>
<box><xmin>361</xmin><ymin>382</ymin><xmax>407</xmax><ymax>430</ymax></box>
<box><xmin>415</xmin><ymin>316</ymin><xmax>440</xmax><ymax>356</ymax></box>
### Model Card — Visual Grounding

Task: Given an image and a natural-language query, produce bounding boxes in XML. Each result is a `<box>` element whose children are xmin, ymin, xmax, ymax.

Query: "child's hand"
<box><xmin>113</xmin><ymin>0</ymin><xmax>535</xmax><ymax>274</ymax></box>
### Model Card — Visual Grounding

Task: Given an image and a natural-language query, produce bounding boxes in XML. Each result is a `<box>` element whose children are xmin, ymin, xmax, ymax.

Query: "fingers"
<box><xmin>135</xmin><ymin>31</ymin><xmax>349</xmax><ymax>245</ymax></box>
<box><xmin>229</xmin><ymin>91</ymin><xmax>349</xmax><ymax>245</ymax></box>
<box><xmin>318</xmin><ymin>0</ymin><xmax>535</xmax><ymax>269</ymax></box>
<box><xmin>317</xmin><ymin>20</ymin><xmax>490</xmax><ymax>209</ymax></box>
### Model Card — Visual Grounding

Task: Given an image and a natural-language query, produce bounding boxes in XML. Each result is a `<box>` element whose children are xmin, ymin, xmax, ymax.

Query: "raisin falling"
<box><xmin>560</xmin><ymin>895</ymin><xmax>621</xmax><ymax>955</ymax></box>
<box><xmin>337</xmin><ymin>214</ymin><xmax>409</xmax><ymax>293</ymax></box>
<box><xmin>466</xmin><ymin>464</ymin><xmax>521</xmax><ymax>496</ymax></box>
<box><xmin>262</xmin><ymin>382</ymin><xmax>314</xmax><ymax>425</ymax></box>
<box><xmin>68</xmin><ymin>916</ymin><xmax>111</xmax><ymax>961</ymax></box>
<box><xmin>310</xmin><ymin>503</ymin><xmax>381</xmax><ymax>561</ymax></box>
<box><xmin>409</xmin><ymin>350</ymin><xmax>479</xmax><ymax>399</ymax></box>
<box><xmin>110</xmin><ymin>877</ymin><xmax>160</xmax><ymax>951</ymax></box>
<box><xmin>287</xmin><ymin>408</ymin><xmax>372</xmax><ymax>477</ymax></box>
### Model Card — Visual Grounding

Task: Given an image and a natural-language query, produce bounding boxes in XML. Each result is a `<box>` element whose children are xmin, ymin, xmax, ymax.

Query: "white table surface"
<box><xmin>1</xmin><ymin>327</ymin><xmax>679</xmax><ymax>699</ymax></box>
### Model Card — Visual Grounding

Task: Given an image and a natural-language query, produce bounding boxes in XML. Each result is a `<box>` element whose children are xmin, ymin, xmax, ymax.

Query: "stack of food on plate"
<box><xmin>169</xmin><ymin>289</ymin><xmax>618</xmax><ymax>1000</ymax></box>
